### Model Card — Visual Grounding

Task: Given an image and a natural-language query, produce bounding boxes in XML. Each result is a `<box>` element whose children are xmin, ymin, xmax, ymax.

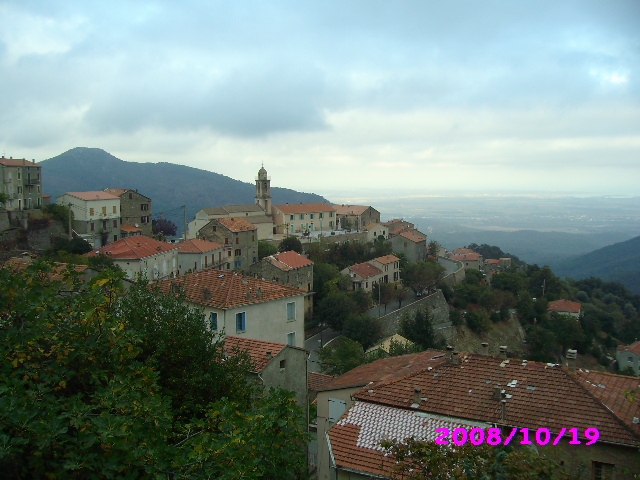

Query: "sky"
<box><xmin>1</xmin><ymin>1</ymin><xmax>639</xmax><ymax>201</ymax></box>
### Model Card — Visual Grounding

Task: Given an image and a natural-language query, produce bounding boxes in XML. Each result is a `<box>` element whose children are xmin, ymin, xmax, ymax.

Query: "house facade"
<box><xmin>104</xmin><ymin>188</ymin><xmax>153</xmax><ymax>237</ymax></box>
<box><xmin>176</xmin><ymin>238</ymin><xmax>224</xmax><ymax>274</ymax></box>
<box><xmin>272</xmin><ymin>203</ymin><xmax>336</xmax><ymax>235</ymax></box>
<box><xmin>363</xmin><ymin>222</ymin><xmax>388</xmax><ymax>242</ymax></box>
<box><xmin>57</xmin><ymin>191</ymin><xmax>121</xmax><ymax>247</ymax></box>
<box><xmin>157</xmin><ymin>269</ymin><xmax>306</xmax><ymax>348</ymax></box>
<box><xmin>389</xmin><ymin>228</ymin><xmax>427</xmax><ymax>263</ymax></box>
<box><xmin>369</xmin><ymin>254</ymin><xmax>401</xmax><ymax>284</ymax></box>
<box><xmin>547</xmin><ymin>299</ymin><xmax>582</xmax><ymax>318</ymax></box>
<box><xmin>615</xmin><ymin>341</ymin><xmax>640</xmax><ymax>375</ymax></box>
<box><xmin>341</xmin><ymin>262</ymin><xmax>383</xmax><ymax>292</ymax></box>
<box><xmin>197</xmin><ymin>217</ymin><xmax>258</xmax><ymax>270</ymax></box>
<box><xmin>448</xmin><ymin>251</ymin><xmax>483</xmax><ymax>271</ymax></box>
<box><xmin>333</xmin><ymin>204</ymin><xmax>381</xmax><ymax>231</ymax></box>
<box><xmin>0</xmin><ymin>157</ymin><xmax>43</xmax><ymax>211</ymax></box>
<box><xmin>86</xmin><ymin>236</ymin><xmax>178</xmax><ymax>280</ymax></box>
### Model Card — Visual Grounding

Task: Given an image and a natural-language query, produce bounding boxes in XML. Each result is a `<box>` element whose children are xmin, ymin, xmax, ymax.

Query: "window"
<box><xmin>225</xmin><ymin>237</ymin><xmax>229</xmax><ymax>245</ymax></box>
<box><xmin>319</xmin><ymin>212</ymin><xmax>323</xmax><ymax>219</ymax></box>
<box><xmin>228</xmin><ymin>250</ymin><xmax>232</xmax><ymax>257</ymax></box>
<box><xmin>37</xmin><ymin>185</ymin><xmax>40</xmax><ymax>193</ymax></box>
<box><xmin>235</xmin><ymin>236</ymin><xmax>239</xmax><ymax>244</ymax></box>
<box><xmin>90</xmin><ymin>207</ymin><xmax>95</xmax><ymax>216</ymax></box>
<box><xmin>17</xmin><ymin>186</ymin><xmax>22</xmax><ymax>194</ymax></box>
<box><xmin>593</xmin><ymin>462</ymin><xmax>615</xmax><ymax>480</ymax></box>
<box><xmin>329</xmin><ymin>212</ymin><xmax>334</xmax><ymax>217</ymax></box>
<box><xmin>287</xmin><ymin>331</ymin><xmax>296</xmax><ymax>346</ymax></box>
<box><xmin>289</xmin><ymin>215</ymin><xmax>295</xmax><ymax>221</ymax></box>
<box><xmin>141</xmin><ymin>203</ymin><xmax>149</xmax><ymax>211</ymax></box>
<box><xmin>299</xmin><ymin>214</ymin><xmax>304</xmax><ymax>220</ymax></box>
<box><xmin>279</xmin><ymin>359</ymin><xmax>286</xmax><ymax>369</ymax></box>
<box><xmin>310</xmin><ymin>213</ymin><xmax>314</xmax><ymax>219</ymax></box>
<box><xmin>113</xmin><ymin>219</ymin><xmax>118</xmax><ymax>227</ymax></box>
<box><xmin>113</xmin><ymin>205</ymin><xmax>117</xmax><ymax>214</ymax></box>
<box><xmin>90</xmin><ymin>222</ymin><xmax>95</xmax><ymax>231</ymax></box>
<box><xmin>329</xmin><ymin>221</ymin><xmax>333</xmax><ymax>227</ymax></box>
<box><xmin>235</xmin><ymin>312</ymin><xmax>246</xmax><ymax>332</ymax></box>
<box><xmin>234</xmin><ymin>249</ymin><xmax>241</xmax><ymax>256</ymax></box>
<box><xmin>17</xmin><ymin>171</ymin><xmax>21</xmax><ymax>180</ymax></box>
<box><xmin>287</xmin><ymin>302</ymin><xmax>296</xmax><ymax>321</ymax></box>
<box><xmin>209</xmin><ymin>312</ymin><xmax>218</xmax><ymax>331</ymax></box>
<box><xmin>103</xmin><ymin>220</ymin><xmax>107</xmax><ymax>229</ymax></box>
<box><xmin>113</xmin><ymin>235</ymin><xmax>117</xmax><ymax>242</ymax></box>
<box><xmin>252</xmin><ymin>234</ymin><xmax>255</xmax><ymax>242</ymax></box>
<box><xmin>102</xmin><ymin>206</ymin><xmax>107</xmax><ymax>215</ymax></box>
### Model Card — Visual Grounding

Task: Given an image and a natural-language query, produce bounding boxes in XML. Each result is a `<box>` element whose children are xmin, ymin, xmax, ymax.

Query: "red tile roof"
<box><xmin>177</xmin><ymin>238</ymin><xmax>223</xmax><ymax>253</ymax></box>
<box><xmin>485</xmin><ymin>259</ymin><xmax>500</xmax><ymax>265</ymax></box>
<box><xmin>309</xmin><ymin>372</ymin><xmax>335</xmax><ymax>392</ymax></box>
<box><xmin>4</xmin><ymin>257</ymin><xmax>88</xmax><ymax>282</ymax></box>
<box><xmin>453</xmin><ymin>248</ymin><xmax>475</xmax><ymax>254</ymax></box>
<box><xmin>332</xmin><ymin>204</ymin><xmax>370</xmax><ymax>215</ymax></box>
<box><xmin>87</xmin><ymin>236</ymin><xmax>177</xmax><ymax>260</ymax></box>
<box><xmin>398</xmin><ymin>229</ymin><xmax>426</xmax><ymax>243</ymax></box>
<box><xmin>274</xmin><ymin>202</ymin><xmax>336</xmax><ymax>214</ymax></box>
<box><xmin>450</xmin><ymin>252</ymin><xmax>481</xmax><ymax>261</ymax></box>
<box><xmin>353</xmin><ymin>353</ymin><xmax>639</xmax><ymax>447</ymax></box>
<box><xmin>267</xmin><ymin>250</ymin><xmax>314</xmax><ymax>271</ymax></box>
<box><xmin>120</xmin><ymin>225</ymin><xmax>142</xmax><ymax>233</ymax></box>
<box><xmin>347</xmin><ymin>262</ymin><xmax>382</xmax><ymax>279</ymax></box>
<box><xmin>547</xmin><ymin>299</ymin><xmax>582</xmax><ymax>314</ymax></box>
<box><xmin>103</xmin><ymin>188</ymin><xmax>129</xmax><ymax>196</ymax></box>
<box><xmin>372</xmin><ymin>254</ymin><xmax>400</xmax><ymax>265</ymax></box>
<box><xmin>0</xmin><ymin>157</ymin><xmax>39</xmax><ymax>167</ymax></box>
<box><xmin>320</xmin><ymin>350</ymin><xmax>448</xmax><ymax>392</ymax></box>
<box><xmin>224</xmin><ymin>336</ymin><xmax>286</xmax><ymax>371</ymax></box>
<box><xmin>215</xmin><ymin>217</ymin><xmax>257</xmax><ymax>232</ymax></box>
<box><xmin>157</xmin><ymin>269</ymin><xmax>305</xmax><ymax>309</ymax></box>
<box><xmin>63</xmin><ymin>191</ymin><xmax>119</xmax><ymax>201</ymax></box>
<box><xmin>618</xmin><ymin>341</ymin><xmax>640</xmax><ymax>356</ymax></box>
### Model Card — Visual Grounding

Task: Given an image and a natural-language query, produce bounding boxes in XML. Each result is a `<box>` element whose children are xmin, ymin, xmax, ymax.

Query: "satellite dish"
<box><xmin>135</xmin><ymin>223</ymin><xmax>139</xmax><ymax>228</ymax></box>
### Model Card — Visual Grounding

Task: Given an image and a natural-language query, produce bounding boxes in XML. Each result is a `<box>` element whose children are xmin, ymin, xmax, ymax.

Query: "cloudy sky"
<box><xmin>1</xmin><ymin>1</ymin><xmax>638</xmax><ymax>200</ymax></box>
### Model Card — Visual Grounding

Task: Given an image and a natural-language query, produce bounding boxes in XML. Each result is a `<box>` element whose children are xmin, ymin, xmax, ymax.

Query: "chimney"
<box><xmin>202</xmin><ymin>287</ymin><xmax>211</xmax><ymax>300</ymax></box>
<box><xmin>247</xmin><ymin>289</ymin><xmax>253</xmax><ymax>300</ymax></box>
<box><xmin>413</xmin><ymin>387</ymin><xmax>422</xmax><ymax>405</ymax></box>
<box><xmin>451</xmin><ymin>351</ymin><xmax>460</xmax><ymax>365</ymax></box>
<box><xmin>22</xmin><ymin>252</ymin><xmax>31</xmax><ymax>263</ymax></box>
<box><xmin>501</xmin><ymin>399</ymin><xmax>507</xmax><ymax>421</ymax></box>
<box><xmin>499</xmin><ymin>345</ymin><xmax>508</xmax><ymax>360</ymax></box>
<box><xmin>566</xmin><ymin>349</ymin><xmax>577</xmax><ymax>370</ymax></box>
<box><xmin>266</xmin><ymin>351</ymin><xmax>273</xmax><ymax>360</ymax></box>
<box><xmin>256</xmin><ymin>287</ymin><xmax>262</xmax><ymax>299</ymax></box>
<box><xmin>481</xmin><ymin>342</ymin><xmax>489</xmax><ymax>356</ymax></box>
<box><xmin>493</xmin><ymin>384</ymin><xmax>503</xmax><ymax>400</ymax></box>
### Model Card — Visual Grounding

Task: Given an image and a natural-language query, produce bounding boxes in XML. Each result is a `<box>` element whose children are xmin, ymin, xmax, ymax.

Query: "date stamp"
<box><xmin>434</xmin><ymin>427</ymin><xmax>600</xmax><ymax>446</ymax></box>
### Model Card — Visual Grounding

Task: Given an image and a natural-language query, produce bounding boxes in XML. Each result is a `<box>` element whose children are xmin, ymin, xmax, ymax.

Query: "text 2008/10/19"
<box><xmin>434</xmin><ymin>427</ymin><xmax>600</xmax><ymax>447</ymax></box>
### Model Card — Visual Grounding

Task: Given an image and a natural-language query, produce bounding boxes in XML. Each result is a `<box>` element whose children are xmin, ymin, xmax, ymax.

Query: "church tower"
<box><xmin>255</xmin><ymin>164</ymin><xmax>272</xmax><ymax>214</ymax></box>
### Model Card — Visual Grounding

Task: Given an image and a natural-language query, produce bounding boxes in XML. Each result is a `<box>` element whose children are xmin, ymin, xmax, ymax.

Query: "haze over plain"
<box><xmin>1</xmin><ymin>1</ymin><xmax>639</xmax><ymax>200</ymax></box>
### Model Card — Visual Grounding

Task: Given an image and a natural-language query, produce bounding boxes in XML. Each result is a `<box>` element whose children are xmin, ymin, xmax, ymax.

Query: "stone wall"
<box><xmin>440</xmin><ymin>257</ymin><xmax>465</xmax><ymax>287</ymax></box>
<box><xmin>379</xmin><ymin>289</ymin><xmax>450</xmax><ymax>337</ymax></box>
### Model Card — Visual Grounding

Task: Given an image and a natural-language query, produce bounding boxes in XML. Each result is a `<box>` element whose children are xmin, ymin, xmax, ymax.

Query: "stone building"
<box><xmin>104</xmin><ymin>188</ymin><xmax>153</xmax><ymax>237</ymax></box>
<box><xmin>57</xmin><ymin>191</ymin><xmax>121</xmax><ymax>247</ymax></box>
<box><xmin>0</xmin><ymin>157</ymin><xmax>43</xmax><ymax>211</ymax></box>
<box><xmin>197</xmin><ymin>217</ymin><xmax>258</xmax><ymax>270</ymax></box>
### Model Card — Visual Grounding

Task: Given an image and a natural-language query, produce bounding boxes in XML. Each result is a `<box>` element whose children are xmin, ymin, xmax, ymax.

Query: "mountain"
<box><xmin>40</xmin><ymin>147</ymin><xmax>329</xmax><ymax>231</ymax></box>
<box><xmin>553</xmin><ymin>235</ymin><xmax>640</xmax><ymax>293</ymax></box>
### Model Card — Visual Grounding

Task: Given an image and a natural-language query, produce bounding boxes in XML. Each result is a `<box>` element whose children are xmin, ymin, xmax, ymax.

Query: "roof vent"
<box><xmin>256</xmin><ymin>287</ymin><xmax>262</xmax><ymax>299</ymax></box>
<box><xmin>202</xmin><ymin>288</ymin><xmax>211</xmax><ymax>300</ymax></box>
<box><xmin>633</xmin><ymin>417</ymin><xmax>639</xmax><ymax>424</ymax></box>
<box><xmin>499</xmin><ymin>345</ymin><xmax>508</xmax><ymax>360</ymax></box>
<box><xmin>266</xmin><ymin>351</ymin><xmax>272</xmax><ymax>359</ymax></box>
<box><xmin>566</xmin><ymin>349</ymin><xmax>577</xmax><ymax>369</ymax></box>
<box><xmin>493</xmin><ymin>384</ymin><xmax>503</xmax><ymax>400</ymax></box>
<box><xmin>452</xmin><ymin>351</ymin><xmax>460</xmax><ymax>365</ymax></box>
<box><xmin>481</xmin><ymin>342</ymin><xmax>489</xmax><ymax>356</ymax></box>
<box><xmin>411</xmin><ymin>387</ymin><xmax>425</xmax><ymax>408</ymax></box>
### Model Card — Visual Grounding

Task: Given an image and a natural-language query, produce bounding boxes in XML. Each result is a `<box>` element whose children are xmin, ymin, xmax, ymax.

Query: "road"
<box><xmin>305</xmin><ymin>327</ymin><xmax>340</xmax><ymax>373</ymax></box>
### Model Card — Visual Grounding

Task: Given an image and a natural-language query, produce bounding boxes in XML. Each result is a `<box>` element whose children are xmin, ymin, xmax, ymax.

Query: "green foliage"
<box><xmin>450</xmin><ymin>309</ymin><xmax>464</xmax><ymax>326</ymax></box>
<box><xmin>400</xmin><ymin>309</ymin><xmax>443</xmax><ymax>350</ymax></box>
<box><xmin>316</xmin><ymin>290</ymin><xmax>358</xmax><ymax>332</ymax></box>
<box><xmin>0</xmin><ymin>192</ymin><xmax>9</xmax><ymax>206</ymax></box>
<box><xmin>350</xmin><ymin>288</ymin><xmax>374</xmax><ymax>313</ymax></box>
<box><xmin>466</xmin><ymin>243</ymin><xmax>522</xmax><ymax>266</ymax></box>
<box><xmin>278</xmin><ymin>235</ymin><xmax>303</xmax><ymax>254</ymax></box>
<box><xmin>50</xmin><ymin>236</ymin><xmax>93</xmax><ymax>255</ymax></box>
<box><xmin>465</xmin><ymin>310</ymin><xmax>491</xmax><ymax>335</ymax></box>
<box><xmin>258</xmin><ymin>239</ymin><xmax>278</xmax><ymax>259</ymax></box>
<box><xmin>42</xmin><ymin>203</ymin><xmax>73</xmax><ymax>225</ymax></box>
<box><xmin>342</xmin><ymin>314</ymin><xmax>383</xmax><ymax>350</ymax></box>
<box><xmin>373</xmin><ymin>282</ymin><xmax>395</xmax><ymax>313</ymax></box>
<box><xmin>153</xmin><ymin>217</ymin><xmax>177</xmax><ymax>236</ymax></box>
<box><xmin>541</xmin><ymin>313</ymin><xmax>585</xmax><ymax>355</ymax></box>
<box><xmin>381</xmin><ymin>438</ymin><xmax>571</xmax><ymax>480</ymax></box>
<box><xmin>373</xmin><ymin>236</ymin><xmax>392</xmax><ymax>257</ymax></box>
<box><xmin>525</xmin><ymin>324</ymin><xmax>559</xmax><ymax>362</ymax></box>
<box><xmin>318</xmin><ymin>337</ymin><xmax>365</xmax><ymax>376</ymax></box>
<box><xmin>401</xmin><ymin>261</ymin><xmax>445</xmax><ymax>294</ymax></box>
<box><xmin>0</xmin><ymin>261</ymin><xmax>307</xmax><ymax>478</ymax></box>
<box><xmin>313</xmin><ymin>262</ymin><xmax>341</xmax><ymax>302</ymax></box>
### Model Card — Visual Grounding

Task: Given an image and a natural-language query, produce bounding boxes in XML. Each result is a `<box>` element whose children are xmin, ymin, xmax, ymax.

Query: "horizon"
<box><xmin>2</xmin><ymin>2</ymin><xmax>639</xmax><ymax>197</ymax></box>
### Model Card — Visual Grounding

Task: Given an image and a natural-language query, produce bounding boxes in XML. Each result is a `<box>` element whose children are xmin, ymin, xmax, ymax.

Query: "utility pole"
<box><xmin>68</xmin><ymin>203</ymin><xmax>72</xmax><ymax>240</ymax></box>
<box><xmin>183</xmin><ymin>205</ymin><xmax>187</xmax><ymax>241</ymax></box>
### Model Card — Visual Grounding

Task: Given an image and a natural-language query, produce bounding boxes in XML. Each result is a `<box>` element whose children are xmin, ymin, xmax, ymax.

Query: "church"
<box><xmin>187</xmin><ymin>165</ymin><xmax>275</xmax><ymax>240</ymax></box>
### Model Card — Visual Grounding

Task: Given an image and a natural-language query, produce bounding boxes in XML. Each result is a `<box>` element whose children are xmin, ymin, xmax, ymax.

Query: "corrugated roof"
<box><xmin>274</xmin><ymin>203</ymin><xmax>336</xmax><ymax>214</ymax></box>
<box><xmin>87</xmin><ymin>236</ymin><xmax>177</xmax><ymax>260</ymax></box>
<box><xmin>224</xmin><ymin>336</ymin><xmax>286</xmax><ymax>371</ymax></box>
<box><xmin>156</xmin><ymin>269</ymin><xmax>305</xmax><ymax>309</ymax></box>
<box><xmin>177</xmin><ymin>238</ymin><xmax>223</xmax><ymax>253</ymax></box>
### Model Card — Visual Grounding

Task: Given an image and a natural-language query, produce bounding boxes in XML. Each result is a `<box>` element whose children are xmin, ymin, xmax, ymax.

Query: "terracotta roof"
<box><xmin>332</xmin><ymin>204</ymin><xmax>370</xmax><ymax>215</ymax></box>
<box><xmin>156</xmin><ymin>269</ymin><xmax>305</xmax><ymax>309</ymax></box>
<box><xmin>319</xmin><ymin>350</ymin><xmax>448</xmax><ymax>392</ymax></box>
<box><xmin>398</xmin><ymin>229</ymin><xmax>426</xmax><ymax>243</ymax></box>
<box><xmin>381</xmin><ymin>219</ymin><xmax>405</xmax><ymax>228</ymax></box>
<box><xmin>202</xmin><ymin>204</ymin><xmax>264</xmax><ymax>215</ymax></box>
<box><xmin>618</xmin><ymin>341</ymin><xmax>640</xmax><ymax>356</ymax></box>
<box><xmin>214</xmin><ymin>217</ymin><xmax>257</xmax><ymax>232</ymax></box>
<box><xmin>309</xmin><ymin>372</ymin><xmax>335</xmax><ymax>392</ymax></box>
<box><xmin>267</xmin><ymin>251</ymin><xmax>313</xmax><ymax>271</ymax></box>
<box><xmin>347</xmin><ymin>262</ymin><xmax>382</xmax><ymax>279</ymax></box>
<box><xmin>87</xmin><ymin>236</ymin><xmax>177</xmax><ymax>260</ymax></box>
<box><xmin>354</xmin><ymin>353</ymin><xmax>639</xmax><ymax>447</ymax></box>
<box><xmin>389</xmin><ymin>224</ymin><xmax>411</xmax><ymax>235</ymax></box>
<box><xmin>485</xmin><ymin>259</ymin><xmax>500</xmax><ymax>265</ymax></box>
<box><xmin>328</xmin><ymin>402</ymin><xmax>491</xmax><ymax>478</ymax></box>
<box><xmin>0</xmin><ymin>157</ymin><xmax>39</xmax><ymax>167</ymax></box>
<box><xmin>224</xmin><ymin>336</ymin><xmax>286</xmax><ymax>371</ymax></box>
<box><xmin>177</xmin><ymin>238</ymin><xmax>223</xmax><ymax>254</ymax></box>
<box><xmin>547</xmin><ymin>299</ymin><xmax>582</xmax><ymax>314</ymax></box>
<box><xmin>274</xmin><ymin>203</ymin><xmax>336</xmax><ymax>214</ymax></box>
<box><xmin>103</xmin><ymin>188</ymin><xmax>128</xmax><ymax>196</ymax></box>
<box><xmin>120</xmin><ymin>225</ymin><xmax>142</xmax><ymax>233</ymax></box>
<box><xmin>363</xmin><ymin>222</ymin><xmax>383</xmax><ymax>231</ymax></box>
<box><xmin>4</xmin><ymin>257</ymin><xmax>88</xmax><ymax>282</ymax></box>
<box><xmin>61</xmin><ymin>191</ymin><xmax>119</xmax><ymax>201</ymax></box>
<box><xmin>453</xmin><ymin>248</ymin><xmax>475</xmax><ymax>254</ymax></box>
<box><xmin>372</xmin><ymin>254</ymin><xmax>400</xmax><ymax>265</ymax></box>
<box><xmin>450</xmin><ymin>252</ymin><xmax>481</xmax><ymax>261</ymax></box>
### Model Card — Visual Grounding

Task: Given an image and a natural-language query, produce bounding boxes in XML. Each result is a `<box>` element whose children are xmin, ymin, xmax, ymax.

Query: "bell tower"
<box><xmin>255</xmin><ymin>164</ymin><xmax>272</xmax><ymax>213</ymax></box>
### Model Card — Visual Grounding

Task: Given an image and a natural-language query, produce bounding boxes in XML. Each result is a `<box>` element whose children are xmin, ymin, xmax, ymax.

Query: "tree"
<box><xmin>258</xmin><ymin>239</ymin><xmax>278</xmax><ymax>259</ymax></box>
<box><xmin>401</xmin><ymin>261</ymin><xmax>445</xmax><ymax>295</ymax></box>
<box><xmin>318</xmin><ymin>337</ymin><xmax>365</xmax><ymax>376</ymax></box>
<box><xmin>153</xmin><ymin>217</ymin><xmax>178</xmax><ymax>236</ymax></box>
<box><xmin>0</xmin><ymin>192</ymin><xmax>9</xmax><ymax>207</ymax></box>
<box><xmin>400</xmin><ymin>308</ymin><xmax>441</xmax><ymax>350</ymax></box>
<box><xmin>49</xmin><ymin>235</ymin><xmax>93</xmax><ymax>255</ymax></box>
<box><xmin>394</xmin><ymin>286</ymin><xmax>408</xmax><ymax>308</ymax></box>
<box><xmin>373</xmin><ymin>236</ymin><xmax>392</xmax><ymax>257</ymax></box>
<box><xmin>342</xmin><ymin>314</ymin><xmax>383</xmax><ymax>350</ymax></box>
<box><xmin>465</xmin><ymin>310</ymin><xmax>491</xmax><ymax>335</ymax></box>
<box><xmin>317</xmin><ymin>290</ymin><xmax>357</xmax><ymax>331</ymax></box>
<box><xmin>380</xmin><ymin>438</ymin><xmax>571</xmax><ymax>480</ymax></box>
<box><xmin>278</xmin><ymin>235</ymin><xmax>303</xmax><ymax>254</ymax></box>
<box><xmin>373</xmin><ymin>282</ymin><xmax>395</xmax><ymax>313</ymax></box>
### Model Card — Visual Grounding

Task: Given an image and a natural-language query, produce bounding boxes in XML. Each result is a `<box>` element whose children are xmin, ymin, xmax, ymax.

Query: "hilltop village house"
<box><xmin>87</xmin><ymin>236</ymin><xmax>178</xmax><ymax>280</ymax></box>
<box><xmin>547</xmin><ymin>299</ymin><xmax>582</xmax><ymax>318</ymax></box>
<box><xmin>0</xmin><ymin>157</ymin><xmax>43</xmax><ymax>211</ymax></box>
<box><xmin>103</xmin><ymin>188</ymin><xmax>153</xmax><ymax>237</ymax></box>
<box><xmin>175</xmin><ymin>238</ymin><xmax>224</xmax><ymax>275</ymax></box>
<box><xmin>615</xmin><ymin>341</ymin><xmax>640</xmax><ymax>375</ymax></box>
<box><xmin>333</xmin><ymin>204</ymin><xmax>381</xmax><ymax>231</ymax></box>
<box><xmin>272</xmin><ymin>202</ymin><xmax>337</xmax><ymax>235</ymax></box>
<box><xmin>197</xmin><ymin>217</ymin><xmax>258</xmax><ymax>270</ymax></box>
<box><xmin>157</xmin><ymin>269</ymin><xmax>306</xmax><ymax>348</ymax></box>
<box><xmin>341</xmin><ymin>254</ymin><xmax>401</xmax><ymax>292</ymax></box>
<box><xmin>57</xmin><ymin>191</ymin><xmax>121</xmax><ymax>247</ymax></box>
<box><xmin>317</xmin><ymin>348</ymin><xmax>640</xmax><ymax>480</ymax></box>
